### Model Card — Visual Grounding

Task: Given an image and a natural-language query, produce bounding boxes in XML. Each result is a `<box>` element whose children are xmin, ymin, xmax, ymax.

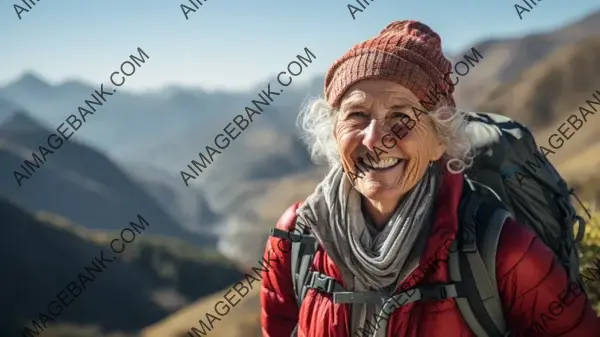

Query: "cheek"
<box><xmin>398</xmin><ymin>119</ymin><xmax>439</xmax><ymax>162</ymax></box>
<box><xmin>335</xmin><ymin>122</ymin><xmax>360</xmax><ymax>148</ymax></box>
<box><xmin>335</xmin><ymin>123</ymin><xmax>361</xmax><ymax>164</ymax></box>
<box><xmin>399</xmin><ymin>122</ymin><xmax>430</xmax><ymax>155</ymax></box>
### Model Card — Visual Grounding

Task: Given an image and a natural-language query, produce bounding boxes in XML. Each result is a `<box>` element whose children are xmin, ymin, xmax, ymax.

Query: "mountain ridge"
<box><xmin>0</xmin><ymin>107</ymin><xmax>217</xmax><ymax>247</ymax></box>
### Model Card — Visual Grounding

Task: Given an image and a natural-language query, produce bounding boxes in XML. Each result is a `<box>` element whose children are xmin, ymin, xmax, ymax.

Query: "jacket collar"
<box><xmin>395</xmin><ymin>169</ymin><xmax>464</xmax><ymax>290</ymax></box>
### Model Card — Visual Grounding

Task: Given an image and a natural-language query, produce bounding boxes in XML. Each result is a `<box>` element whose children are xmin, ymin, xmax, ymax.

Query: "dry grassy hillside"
<box><xmin>477</xmin><ymin>35</ymin><xmax>600</xmax><ymax>129</ymax></box>
<box><xmin>141</xmin><ymin>286</ymin><xmax>261</xmax><ymax>337</ymax></box>
<box><xmin>453</xmin><ymin>10</ymin><xmax>600</xmax><ymax>109</ymax></box>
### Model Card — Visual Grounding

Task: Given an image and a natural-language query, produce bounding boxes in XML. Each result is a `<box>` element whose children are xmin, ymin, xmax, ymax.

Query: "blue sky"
<box><xmin>1</xmin><ymin>0</ymin><xmax>599</xmax><ymax>93</ymax></box>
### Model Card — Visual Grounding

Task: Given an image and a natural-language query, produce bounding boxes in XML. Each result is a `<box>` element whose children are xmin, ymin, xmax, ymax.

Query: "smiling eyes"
<box><xmin>347</xmin><ymin>111</ymin><xmax>368</xmax><ymax>118</ymax></box>
<box><xmin>346</xmin><ymin>111</ymin><xmax>410</xmax><ymax>120</ymax></box>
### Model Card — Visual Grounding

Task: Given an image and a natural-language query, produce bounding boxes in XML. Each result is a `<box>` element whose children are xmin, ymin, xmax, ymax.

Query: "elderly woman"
<box><xmin>259</xmin><ymin>20</ymin><xmax>600</xmax><ymax>337</ymax></box>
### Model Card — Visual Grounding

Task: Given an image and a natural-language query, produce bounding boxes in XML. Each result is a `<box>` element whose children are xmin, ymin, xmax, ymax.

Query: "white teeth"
<box><xmin>371</xmin><ymin>158</ymin><xmax>400</xmax><ymax>169</ymax></box>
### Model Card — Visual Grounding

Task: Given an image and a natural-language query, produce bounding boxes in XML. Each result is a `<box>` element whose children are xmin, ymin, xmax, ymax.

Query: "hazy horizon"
<box><xmin>2</xmin><ymin>0</ymin><xmax>599</xmax><ymax>93</ymax></box>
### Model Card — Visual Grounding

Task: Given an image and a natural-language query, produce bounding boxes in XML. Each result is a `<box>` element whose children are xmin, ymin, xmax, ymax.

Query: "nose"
<box><xmin>361</xmin><ymin>118</ymin><xmax>385</xmax><ymax>152</ymax></box>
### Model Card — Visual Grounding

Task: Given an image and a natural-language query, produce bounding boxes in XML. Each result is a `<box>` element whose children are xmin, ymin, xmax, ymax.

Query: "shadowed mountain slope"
<box><xmin>0</xmin><ymin>197</ymin><xmax>243</xmax><ymax>337</ymax></box>
<box><xmin>0</xmin><ymin>110</ymin><xmax>214</xmax><ymax>246</ymax></box>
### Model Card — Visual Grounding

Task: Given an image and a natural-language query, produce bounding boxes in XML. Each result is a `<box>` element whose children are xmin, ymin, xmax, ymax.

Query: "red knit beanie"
<box><xmin>324</xmin><ymin>20</ymin><xmax>455</xmax><ymax>109</ymax></box>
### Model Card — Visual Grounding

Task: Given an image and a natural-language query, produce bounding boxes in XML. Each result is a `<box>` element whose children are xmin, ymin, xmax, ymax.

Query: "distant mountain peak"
<box><xmin>0</xmin><ymin>110</ymin><xmax>48</xmax><ymax>133</ymax></box>
<box><xmin>7</xmin><ymin>72</ymin><xmax>52</xmax><ymax>91</ymax></box>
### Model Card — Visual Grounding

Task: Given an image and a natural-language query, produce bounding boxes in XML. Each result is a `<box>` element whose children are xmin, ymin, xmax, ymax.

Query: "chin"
<box><xmin>355</xmin><ymin>177</ymin><xmax>405</xmax><ymax>202</ymax></box>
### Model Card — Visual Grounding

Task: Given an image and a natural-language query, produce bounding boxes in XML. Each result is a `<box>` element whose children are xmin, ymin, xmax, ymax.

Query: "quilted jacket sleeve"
<box><xmin>260</xmin><ymin>202</ymin><xmax>302</xmax><ymax>337</ymax></box>
<box><xmin>497</xmin><ymin>218</ymin><xmax>600</xmax><ymax>336</ymax></box>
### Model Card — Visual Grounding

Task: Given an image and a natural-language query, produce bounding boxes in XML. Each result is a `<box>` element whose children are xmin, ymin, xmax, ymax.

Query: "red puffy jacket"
<box><xmin>260</xmin><ymin>171</ymin><xmax>600</xmax><ymax>337</ymax></box>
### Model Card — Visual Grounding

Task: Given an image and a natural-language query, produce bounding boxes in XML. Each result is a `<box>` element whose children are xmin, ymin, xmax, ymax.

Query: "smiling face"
<box><xmin>335</xmin><ymin>79</ymin><xmax>446</xmax><ymax>208</ymax></box>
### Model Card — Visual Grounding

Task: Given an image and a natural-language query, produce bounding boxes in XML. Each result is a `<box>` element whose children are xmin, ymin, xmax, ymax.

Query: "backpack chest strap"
<box><xmin>306</xmin><ymin>271</ymin><xmax>458</xmax><ymax>310</ymax></box>
<box><xmin>271</xmin><ymin>227</ymin><xmax>459</xmax><ymax>321</ymax></box>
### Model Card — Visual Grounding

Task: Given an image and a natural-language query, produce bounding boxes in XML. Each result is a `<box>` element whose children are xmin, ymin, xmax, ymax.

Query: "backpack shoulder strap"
<box><xmin>271</xmin><ymin>221</ymin><xmax>319</xmax><ymax>306</ymax></box>
<box><xmin>293</xmin><ymin>224</ymin><xmax>319</xmax><ymax>305</ymax></box>
<box><xmin>450</xmin><ymin>188</ymin><xmax>513</xmax><ymax>337</ymax></box>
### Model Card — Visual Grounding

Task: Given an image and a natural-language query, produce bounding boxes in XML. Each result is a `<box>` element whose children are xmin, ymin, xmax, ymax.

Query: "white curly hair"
<box><xmin>296</xmin><ymin>96</ymin><xmax>475</xmax><ymax>174</ymax></box>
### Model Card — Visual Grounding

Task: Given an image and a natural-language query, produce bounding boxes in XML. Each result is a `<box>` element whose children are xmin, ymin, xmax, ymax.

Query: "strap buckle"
<box><xmin>269</xmin><ymin>228</ymin><xmax>316</xmax><ymax>244</ymax></box>
<box><xmin>333</xmin><ymin>292</ymin><xmax>387</xmax><ymax>304</ymax></box>
<box><xmin>381</xmin><ymin>296</ymin><xmax>401</xmax><ymax>314</ymax></box>
<box><xmin>419</xmin><ymin>284</ymin><xmax>448</xmax><ymax>300</ymax></box>
<box><xmin>310</xmin><ymin>272</ymin><xmax>335</xmax><ymax>293</ymax></box>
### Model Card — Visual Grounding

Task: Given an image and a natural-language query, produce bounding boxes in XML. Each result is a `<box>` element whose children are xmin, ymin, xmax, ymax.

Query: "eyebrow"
<box><xmin>340</xmin><ymin>99</ymin><xmax>368</xmax><ymax>111</ymax></box>
<box><xmin>389</xmin><ymin>104</ymin><xmax>411</xmax><ymax>110</ymax></box>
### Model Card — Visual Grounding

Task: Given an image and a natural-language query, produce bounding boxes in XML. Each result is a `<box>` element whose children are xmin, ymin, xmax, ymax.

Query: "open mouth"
<box><xmin>359</xmin><ymin>157</ymin><xmax>404</xmax><ymax>172</ymax></box>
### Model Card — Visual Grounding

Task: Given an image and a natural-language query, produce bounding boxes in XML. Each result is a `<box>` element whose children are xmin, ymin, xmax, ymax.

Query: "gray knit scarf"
<box><xmin>296</xmin><ymin>164</ymin><xmax>437</xmax><ymax>337</ymax></box>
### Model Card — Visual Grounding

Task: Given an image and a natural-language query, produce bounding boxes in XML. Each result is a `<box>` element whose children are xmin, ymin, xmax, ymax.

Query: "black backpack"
<box><xmin>464</xmin><ymin>112</ymin><xmax>589</xmax><ymax>281</ymax></box>
<box><xmin>269</xmin><ymin>112</ymin><xmax>590</xmax><ymax>337</ymax></box>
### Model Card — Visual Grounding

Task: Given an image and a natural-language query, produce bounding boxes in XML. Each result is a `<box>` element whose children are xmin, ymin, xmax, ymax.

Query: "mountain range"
<box><xmin>0</xmin><ymin>111</ymin><xmax>220</xmax><ymax>248</ymax></box>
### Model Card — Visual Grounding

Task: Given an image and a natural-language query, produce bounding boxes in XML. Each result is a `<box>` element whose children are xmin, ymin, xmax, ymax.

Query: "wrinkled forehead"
<box><xmin>339</xmin><ymin>80</ymin><xmax>421</xmax><ymax>111</ymax></box>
